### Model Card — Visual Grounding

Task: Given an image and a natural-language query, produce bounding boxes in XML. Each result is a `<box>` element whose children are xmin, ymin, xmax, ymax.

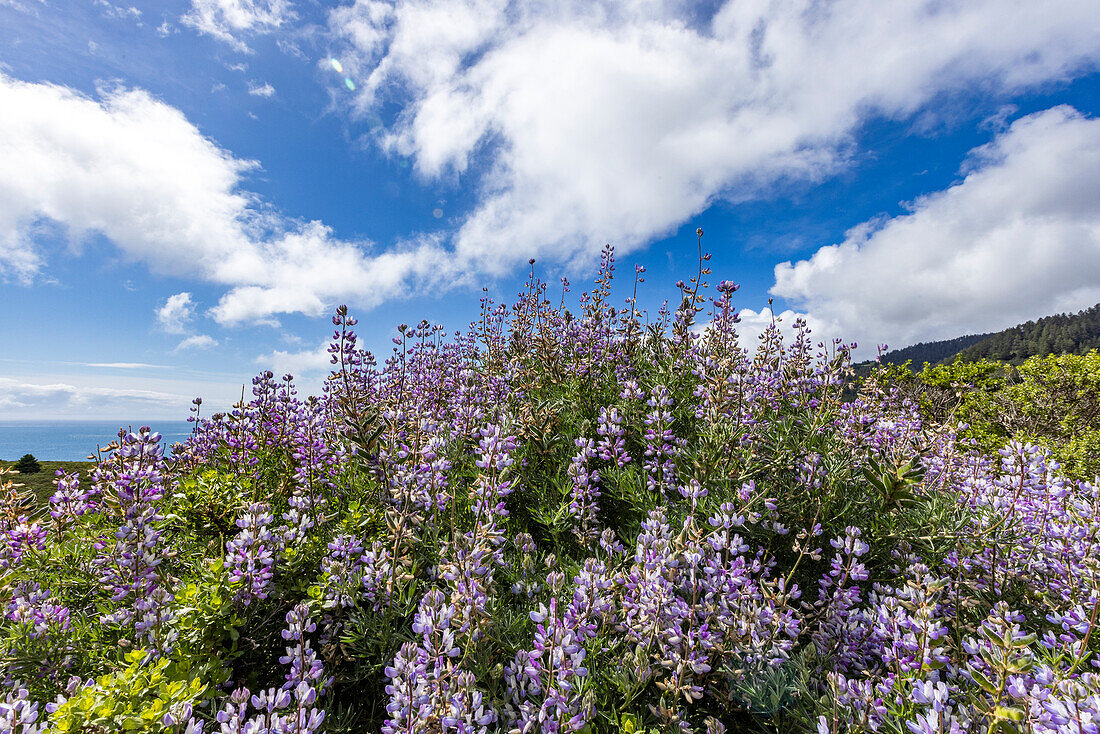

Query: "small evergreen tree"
<box><xmin>12</xmin><ymin>453</ymin><xmax>40</xmax><ymax>474</ymax></box>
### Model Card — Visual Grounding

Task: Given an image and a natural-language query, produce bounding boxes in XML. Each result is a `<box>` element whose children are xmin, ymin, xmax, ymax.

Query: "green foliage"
<box><xmin>168</xmin><ymin>561</ymin><xmax>244</xmax><ymax>687</ymax></box>
<box><xmin>957</xmin><ymin>302</ymin><xmax>1100</xmax><ymax>364</ymax></box>
<box><xmin>884</xmin><ymin>350</ymin><xmax>1100</xmax><ymax>480</ymax></box>
<box><xmin>881</xmin><ymin>332</ymin><xmax>992</xmax><ymax>367</ymax></box>
<box><xmin>5</xmin><ymin>259</ymin><xmax>1100</xmax><ymax>734</ymax></box>
<box><xmin>878</xmin><ymin>302</ymin><xmax>1100</xmax><ymax>367</ymax></box>
<box><xmin>13</xmin><ymin>453</ymin><xmax>41</xmax><ymax>475</ymax></box>
<box><xmin>861</xmin><ymin>451</ymin><xmax>926</xmax><ymax>512</ymax></box>
<box><xmin>48</xmin><ymin>649</ymin><xmax>207</xmax><ymax>733</ymax></box>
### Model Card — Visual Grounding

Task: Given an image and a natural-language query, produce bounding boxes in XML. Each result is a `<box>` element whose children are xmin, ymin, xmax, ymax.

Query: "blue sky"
<box><xmin>1</xmin><ymin>0</ymin><xmax>1099</xmax><ymax>420</ymax></box>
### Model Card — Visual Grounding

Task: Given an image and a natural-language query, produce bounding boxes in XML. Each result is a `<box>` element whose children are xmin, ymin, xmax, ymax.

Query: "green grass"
<box><xmin>1</xmin><ymin>460</ymin><xmax>98</xmax><ymax>508</ymax></box>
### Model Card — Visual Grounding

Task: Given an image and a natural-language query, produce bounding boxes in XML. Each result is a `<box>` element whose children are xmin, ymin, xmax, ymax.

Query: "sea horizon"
<box><xmin>0</xmin><ymin>419</ymin><xmax>195</xmax><ymax>462</ymax></box>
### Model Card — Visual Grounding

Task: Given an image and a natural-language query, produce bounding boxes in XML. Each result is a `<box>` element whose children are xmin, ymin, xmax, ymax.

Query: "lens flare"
<box><xmin>329</xmin><ymin>58</ymin><xmax>343</xmax><ymax>73</ymax></box>
<box><xmin>344</xmin><ymin>78</ymin><xmax>356</xmax><ymax>91</ymax></box>
<box><xmin>432</xmin><ymin>208</ymin><xmax>443</xmax><ymax>218</ymax></box>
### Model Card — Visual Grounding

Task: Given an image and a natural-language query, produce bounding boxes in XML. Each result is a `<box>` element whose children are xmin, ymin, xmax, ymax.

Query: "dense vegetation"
<box><xmin>879</xmin><ymin>303</ymin><xmax>1100</xmax><ymax>367</ymax></box>
<box><xmin>957</xmin><ymin>304</ymin><xmax>1100</xmax><ymax>364</ymax></box>
<box><xmin>881</xmin><ymin>334</ymin><xmax>991</xmax><ymax>367</ymax></box>
<box><xmin>1</xmin><ymin>246</ymin><xmax>1097</xmax><ymax>733</ymax></box>
<box><xmin>0</xmin><ymin>460</ymin><xmax>96</xmax><ymax>507</ymax></box>
<box><xmin>884</xmin><ymin>351</ymin><xmax>1100</xmax><ymax>482</ymax></box>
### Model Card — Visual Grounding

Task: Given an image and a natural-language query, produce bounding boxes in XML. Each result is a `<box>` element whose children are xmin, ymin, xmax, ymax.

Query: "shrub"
<box><xmin>13</xmin><ymin>454</ymin><xmax>40</xmax><ymax>475</ymax></box>
<box><xmin>881</xmin><ymin>351</ymin><xmax>1100</xmax><ymax>480</ymax></box>
<box><xmin>0</xmin><ymin>247</ymin><xmax>1097</xmax><ymax>734</ymax></box>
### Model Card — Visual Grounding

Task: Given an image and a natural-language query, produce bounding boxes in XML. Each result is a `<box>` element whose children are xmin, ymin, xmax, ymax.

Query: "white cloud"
<box><xmin>6</xmin><ymin>2</ymin><xmax>1100</xmax><ymax>336</ymax></box>
<box><xmin>732</xmin><ymin>307</ymin><xmax>843</xmax><ymax>355</ymax></box>
<box><xmin>0</xmin><ymin>372</ymin><xmax>248</xmax><ymax>420</ymax></box>
<box><xmin>82</xmin><ymin>362</ymin><xmax>167</xmax><ymax>369</ymax></box>
<box><xmin>175</xmin><ymin>334</ymin><xmax>219</xmax><ymax>351</ymax></box>
<box><xmin>330</xmin><ymin>0</ymin><xmax>1100</xmax><ymax>276</ymax></box>
<box><xmin>0</xmin><ymin>74</ymin><xmax>450</xmax><ymax>325</ymax></box>
<box><xmin>94</xmin><ymin>0</ymin><xmax>141</xmax><ymax>22</ymax></box>
<box><xmin>771</xmin><ymin>106</ymin><xmax>1100</xmax><ymax>355</ymax></box>
<box><xmin>0</xmin><ymin>0</ymin><xmax>44</xmax><ymax>13</ymax></box>
<box><xmin>183</xmin><ymin>0</ymin><xmax>294</xmax><ymax>52</ymax></box>
<box><xmin>0</xmin><ymin>376</ymin><xmax>186</xmax><ymax>414</ymax></box>
<box><xmin>255</xmin><ymin>342</ymin><xmax>332</xmax><ymax>390</ymax></box>
<box><xmin>156</xmin><ymin>292</ymin><xmax>195</xmax><ymax>334</ymax></box>
<box><xmin>248</xmin><ymin>81</ymin><xmax>275</xmax><ymax>98</ymax></box>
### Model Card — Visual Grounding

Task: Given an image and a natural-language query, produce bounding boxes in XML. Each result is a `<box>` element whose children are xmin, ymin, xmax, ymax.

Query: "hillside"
<box><xmin>0</xmin><ymin>459</ymin><xmax>97</xmax><ymax>507</ymax></box>
<box><xmin>956</xmin><ymin>303</ymin><xmax>1100</xmax><ymax>364</ymax></box>
<box><xmin>879</xmin><ymin>302</ymin><xmax>1100</xmax><ymax>366</ymax></box>
<box><xmin>881</xmin><ymin>332</ymin><xmax>991</xmax><ymax>366</ymax></box>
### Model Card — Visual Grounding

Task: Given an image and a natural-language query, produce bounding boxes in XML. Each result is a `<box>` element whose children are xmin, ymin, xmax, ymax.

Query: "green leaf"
<box><xmin>970</xmin><ymin>668</ymin><xmax>998</xmax><ymax>695</ymax></box>
<box><xmin>994</xmin><ymin>705</ymin><xmax>1024</xmax><ymax>722</ymax></box>
<box><xmin>980</xmin><ymin>625</ymin><xmax>1002</xmax><ymax>645</ymax></box>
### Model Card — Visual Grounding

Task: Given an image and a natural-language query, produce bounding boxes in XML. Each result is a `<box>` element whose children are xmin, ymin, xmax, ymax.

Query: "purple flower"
<box><xmin>225</xmin><ymin>502</ymin><xmax>277</xmax><ymax>604</ymax></box>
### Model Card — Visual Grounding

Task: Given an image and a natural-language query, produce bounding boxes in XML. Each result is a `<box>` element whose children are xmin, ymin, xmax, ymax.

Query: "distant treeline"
<box><xmin>880</xmin><ymin>302</ymin><xmax>1100</xmax><ymax>366</ymax></box>
<box><xmin>881</xmin><ymin>333</ymin><xmax>991</xmax><ymax>366</ymax></box>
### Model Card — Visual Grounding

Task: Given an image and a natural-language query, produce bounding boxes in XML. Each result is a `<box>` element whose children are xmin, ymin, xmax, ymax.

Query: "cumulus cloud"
<box><xmin>5</xmin><ymin>2</ymin><xmax>1100</xmax><ymax>335</ymax></box>
<box><xmin>156</xmin><ymin>292</ymin><xmax>195</xmax><ymax>334</ymax></box>
<box><xmin>771</xmin><ymin>106</ymin><xmax>1100</xmax><ymax>354</ymax></box>
<box><xmin>175</xmin><ymin>334</ymin><xmax>219</xmax><ymax>351</ymax></box>
<box><xmin>330</xmin><ymin>0</ymin><xmax>1100</xmax><ymax>275</ymax></box>
<box><xmin>0</xmin><ymin>74</ymin><xmax>450</xmax><ymax>325</ymax></box>
<box><xmin>732</xmin><ymin>307</ymin><xmax>843</xmax><ymax>354</ymax></box>
<box><xmin>255</xmin><ymin>341</ymin><xmax>331</xmax><ymax>378</ymax></box>
<box><xmin>182</xmin><ymin>0</ymin><xmax>294</xmax><ymax>51</ymax></box>
<box><xmin>248</xmin><ymin>81</ymin><xmax>276</xmax><ymax>97</ymax></box>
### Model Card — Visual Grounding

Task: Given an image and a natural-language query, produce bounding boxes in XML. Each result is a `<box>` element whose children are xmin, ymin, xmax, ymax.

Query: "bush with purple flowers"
<box><xmin>1</xmin><ymin>243</ymin><xmax>1098</xmax><ymax>733</ymax></box>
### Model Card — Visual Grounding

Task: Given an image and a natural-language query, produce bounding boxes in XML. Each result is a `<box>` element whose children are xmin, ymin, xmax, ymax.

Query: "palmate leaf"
<box><xmin>349</xmin><ymin>408</ymin><xmax>387</xmax><ymax>455</ymax></box>
<box><xmin>863</xmin><ymin>453</ymin><xmax>927</xmax><ymax>512</ymax></box>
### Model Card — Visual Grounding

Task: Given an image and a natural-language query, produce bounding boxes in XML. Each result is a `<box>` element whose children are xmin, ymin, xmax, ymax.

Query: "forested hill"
<box><xmin>881</xmin><ymin>333</ymin><xmax>992</xmax><ymax>366</ymax></box>
<box><xmin>879</xmin><ymin>302</ymin><xmax>1100</xmax><ymax>366</ymax></box>
<box><xmin>956</xmin><ymin>303</ymin><xmax>1100</xmax><ymax>364</ymax></box>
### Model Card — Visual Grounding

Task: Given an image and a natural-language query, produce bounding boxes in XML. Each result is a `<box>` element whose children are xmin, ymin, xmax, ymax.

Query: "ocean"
<box><xmin>0</xmin><ymin>421</ymin><xmax>195</xmax><ymax>462</ymax></box>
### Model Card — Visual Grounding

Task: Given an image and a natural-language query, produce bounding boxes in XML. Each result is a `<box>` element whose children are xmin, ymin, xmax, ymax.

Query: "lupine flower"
<box><xmin>595</xmin><ymin>406</ymin><xmax>630</xmax><ymax>467</ymax></box>
<box><xmin>642</xmin><ymin>387</ymin><xmax>678</xmax><ymax>496</ymax></box>
<box><xmin>91</xmin><ymin>427</ymin><xmax>175</xmax><ymax>650</ymax></box>
<box><xmin>48</xmin><ymin>469</ymin><xmax>94</xmax><ymax>529</ymax></box>
<box><xmin>0</xmin><ymin>686</ymin><xmax>43</xmax><ymax>734</ymax></box>
<box><xmin>567</xmin><ymin>437</ymin><xmax>601</xmax><ymax>543</ymax></box>
<box><xmin>212</xmin><ymin>605</ymin><xmax>329</xmax><ymax>734</ymax></box>
<box><xmin>384</xmin><ymin>589</ymin><xmax>495</xmax><ymax>734</ymax></box>
<box><xmin>7</xmin><ymin>582</ymin><xmax>70</xmax><ymax>639</ymax></box>
<box><xmin>504</xmin><ymin>597</ymin><xmax>592</xmax><ymax>734</ymax></box>
<box><xmin>225</xmin><ymin>502</ymin><xmax>277</xmax><ymax>604</ymax></box>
